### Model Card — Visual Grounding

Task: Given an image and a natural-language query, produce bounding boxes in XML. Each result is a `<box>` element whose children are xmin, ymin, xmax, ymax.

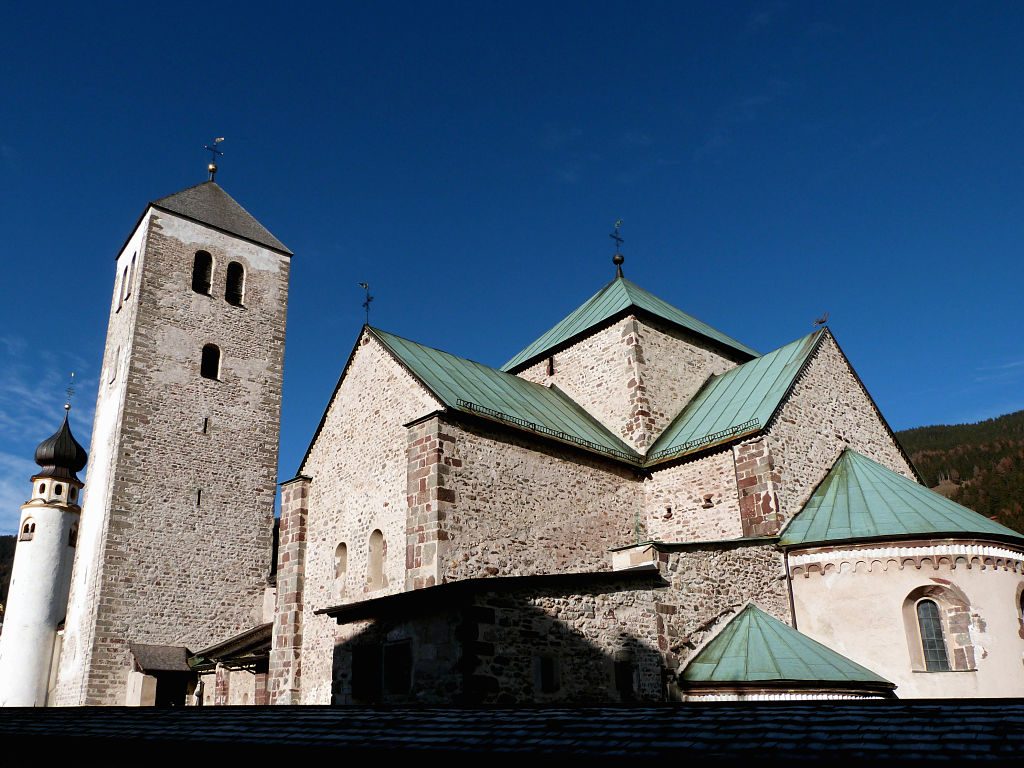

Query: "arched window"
<box><xmin>69</xmin><ymin>525</ymin><xmax>78</xmax><ymax>548</ymax></box>
<box><xmin>225</xmin><ymin>262</ymin><xmax>245</xmax><ymax>306</ymax></box>
<box><xmin>20</xmin><ymin>519</ymin><xmax>34</xmax><ymax>541</ymax></box>
<box><xmin>200</xmin><ymin>344</ymin><xmax>221</xmax><ymax>380</ymax></box>
<box><xmin>125</xmin><ymin>252</ymin><xmax>136</xmax><ymax>300</ymax></box>
<box><xmin>38</xmin><ymin>482</ymin><xmax>45</xmax><ymax>495</ymax></box>
<box><xmin>368</xmin><ymin>529</ymin><xmax>387</xmax><ymax>590</ymax></box>
<box><xmin>917</xmin><ymin>599</ymin><xmax>951</xmax><ymax>672</ymax></box>
<box><xmin>54</xmin><ymin>483</ymin><xmax>63</xmax><ymax>496</ymax></box>
<box><xmin>335</xmin><ymin>543</ymin><xmax>348</xmax><ymax>595</ymax></box>
<box><xmin>69</xmin><ymin>486</ymin><xmax>78</xmax><ymax>502</ymax></box>
<box><xmin>192</xmin><ymin>251</ymin><xmax>213</xmax><ymax>294</ymax></box>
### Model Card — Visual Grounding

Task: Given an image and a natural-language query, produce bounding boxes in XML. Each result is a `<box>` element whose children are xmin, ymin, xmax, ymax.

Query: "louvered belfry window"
<box><xmin>917</xmin><ymin>599</ymin><xmax>951</xmax><ymax>672</ymax></box>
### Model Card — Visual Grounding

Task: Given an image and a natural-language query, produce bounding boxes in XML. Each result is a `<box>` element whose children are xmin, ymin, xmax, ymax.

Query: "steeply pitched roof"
<box><xmin>370</xmin><ymin>328</ymin><xmax>642</xmax><ymax>463</ymax></box>
<box><xmin>682</xmin><ymin>604</ymin><xmax>893</xmax><ymax>688</ymax></box>
<box><xmin>780</xmin><ymin>449</ymin><xmax>1024</xmax><ymax>547</ymax></box>
<box><xmin>648</xmin><ymin>330</ymin><xmax>825</xmax><ymax>464</ymax></box>
<box><xmin>501</xmin><ymin>276</ymin><xmax>758</xmax><ymax>372</ymax></box>
<box><xmin>151</xmin><ymin>181</ymin><xmax>292</xmax><ymax>255</ymax></box>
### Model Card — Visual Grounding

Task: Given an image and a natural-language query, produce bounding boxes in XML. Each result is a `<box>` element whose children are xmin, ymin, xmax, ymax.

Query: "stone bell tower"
<box><xmin>54</xmin><ymin>176</ymin><xmax>291</xmax><ymax>705</ymax></box>
<box><xmin>0</xmin><ymin>408</ymin><xmax>88</xmax><ymax>706</ymax></box>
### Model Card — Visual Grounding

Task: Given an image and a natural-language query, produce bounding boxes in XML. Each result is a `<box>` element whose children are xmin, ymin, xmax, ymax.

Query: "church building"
<box><xmin>1</xmin><ymin>176</ymin><xmax>1022</xmax><ymax>707</ymax></box>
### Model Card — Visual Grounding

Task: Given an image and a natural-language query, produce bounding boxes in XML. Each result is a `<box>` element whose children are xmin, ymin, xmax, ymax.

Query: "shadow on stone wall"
<box><xmin>328</xmin><ymin>571</ymin><xmax>668</xmax><ymax>705</ymax></box>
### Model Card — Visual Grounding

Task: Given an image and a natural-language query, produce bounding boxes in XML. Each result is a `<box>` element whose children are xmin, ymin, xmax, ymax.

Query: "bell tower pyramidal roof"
<box><xmin>150</xmin><ymin>181</ymin><xmax>292</xmax><ymax>255</ymax></box>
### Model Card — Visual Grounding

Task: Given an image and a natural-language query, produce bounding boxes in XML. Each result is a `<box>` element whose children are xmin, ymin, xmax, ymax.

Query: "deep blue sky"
<box><xmin>2</xmin><ymin>2</ymin><xmax>1023</xmax><ymax>532</ymax></box>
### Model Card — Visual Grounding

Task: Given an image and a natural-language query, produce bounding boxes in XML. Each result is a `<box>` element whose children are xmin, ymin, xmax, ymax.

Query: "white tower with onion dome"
<box><xmin>0</xmin><ymin>406</ymin><xmax>88</xmax><ymax>707</ymax></box>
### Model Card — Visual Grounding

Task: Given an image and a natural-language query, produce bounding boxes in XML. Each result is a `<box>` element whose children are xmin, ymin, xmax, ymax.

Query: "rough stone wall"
<box><xmin>405</xmin><ymin>418</ymin><xmax>458</xmax><ymax>590</ymax></box>
<box><xmin>633</xmin><ymin>317</ymin><xmax>742</xmax><ymax>442</ymax></box>
<box><xmin>57</xmin><ymin>208</ymin><xmax>289</xmax><ymax>705</ymax></box>
<box><xmin>329</xmin><ymin>614</ymin><xmax>464</xmax><ymax>705</ymax></box>
<box><xmin>644</xmin><ymin>449</ymin><xmax>743</xmax><ymax>542</ymax></box>
<box><xmin>441</xmin><ymin>418</ymin><xmax>640</xmax><ymax>581</ymax></box>
<box><xmin>766</xmin><ymin>333</ymin><xmax>914</xmax><ymax>521</ymax></box>
<box><xmin>297</xmin><ymin>333</ymin><xmax>441</xmax><ymax>705</ymax></box>
<box><xmin>734</xmin><ymin>438</ymin><xmax>783</xmax><ymax>537</ymax></box>
<box><xmin>468</xmin><ymin>583</ymin><xmax>665</xmax><ymax>703</ymax></box>
<box><xmin>327</xmin><ymin>544</ymin><xmax>786</xmax><ymax>705</ymax></box>
<box><xmin>516</xmin><ymin>315</ymin><xmax>741</xmax><ymax>452</ymax></box>
<box><xmin>658</xmin><ymin>544</ymin><xmax>791</xmax><ymax>676</ymax></box>
<box><xmin>268</xmin><ymin>477</ymin><xmax>308</xmax><ymax>705</ymax></box>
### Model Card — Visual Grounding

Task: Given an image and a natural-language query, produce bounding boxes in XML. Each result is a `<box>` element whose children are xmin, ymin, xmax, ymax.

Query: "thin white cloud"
<box><xmin>0</xmin><ymin>451</ymin><xmax>35</xmax><ymax>534</ymax></box>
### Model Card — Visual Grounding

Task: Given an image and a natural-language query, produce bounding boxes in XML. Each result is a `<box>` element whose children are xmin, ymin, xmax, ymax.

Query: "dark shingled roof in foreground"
<box><xmin>1</xmin><ymin>703</ymin><xmax>1022</xmax><ymax>761</ymax></box>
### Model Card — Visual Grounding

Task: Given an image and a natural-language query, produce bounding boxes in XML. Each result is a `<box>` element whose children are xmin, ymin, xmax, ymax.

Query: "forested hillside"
<box><xmin>897</xmin><ymin>410</ymin><xmax>1024</xmax><ymax>533</ymax></box>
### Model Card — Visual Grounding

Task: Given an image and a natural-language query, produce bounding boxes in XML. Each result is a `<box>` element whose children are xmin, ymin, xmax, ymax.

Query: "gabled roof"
<box><xmin>150</xmin><ymin>181</ymin><xmax>292</xmax><ymax>255</ymax></box>
<box><xmin>682</xmin><ymin>604</ymin><xmax>893</xmax><ymax>688</ymax></box>
<box><xmin>780</xmin><ymin>449</ymin><xmax>1024</xmax><ymax>548</ymax></box>
<box><xmin>648</xmin><ymin>330</ymin><xmax>825</xmax><ymax>463</ymax></box>
<box><xmin>370</xmin><ymin>328</ymin><xmax>642</xmax><ymax>463</ymax></box>
<box><xmin>501</xmin><ymin>276</ymin><xmax>758</xmax><ymax>373</ymax></box>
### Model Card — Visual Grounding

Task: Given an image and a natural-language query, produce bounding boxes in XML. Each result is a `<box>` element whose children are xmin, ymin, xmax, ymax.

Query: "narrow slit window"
<box><xmin>192</xmin><ymin>251</ymin><xmax>213</xmax><ymax>294</ymax></box>
<box><xmin>69</xmin><ymin>525</ymin><xmax>78</xmax><ymax>548</ymax></box>
<box><xmin>225</xmin><ymin>262</ymin><xmax>245</xmax><ymax>306</ymax></box>
<box><xmin>200</xmin><ymin>344</ymin><xmax>221</xmax><ymax>380</ymax></box>
<box><xmin>125</xmin><ymin>252</ymin><xmax>137</xmax><ymax>300</ymax></box>
<box><xmin>202</xmin><ymin>417</ymin><xmax>209</xmax><ymax>434</ymax></box>
<box><xmin>117</xmin><ymin>266</ymin><xmax>128</xmax><ymax>310</ymax></box>
<box><xmin>196</xmin><ymin>488</ymin><xmax>203</xmax><ymax>507</ymax></box>
<box><xmin>917</xmin><ymin>599</ymin><xmax>951</xmax><ymax>672</ymax></box>
<box><xmin>335</xmin><ymin>543</ymin><xmax>348</xmax><ymax>594</ymax></box>
<box><xmin>367</xmin><ymin>529</ymin><xmax>387</xmax><ymax>590</ymax></box>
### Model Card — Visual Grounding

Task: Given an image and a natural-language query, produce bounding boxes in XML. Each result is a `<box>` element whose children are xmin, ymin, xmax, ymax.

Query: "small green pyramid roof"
<box><xmin>648</xmin><ymin>330</ymin><xmax>824</xmax><ymax>463</ymax></box>
<box><xmin>781</xmin><ymin>449</ymin><xmax>1024</xmax><ymax>547</ymax></box>
<box><xmin>682</xmin><ymin>604</ymin><xmax>893</xmax><ymax>687</ymax></box>
<box><xmin>370</xmin><ymin>328</ymin><xmax>641</xmax><ymax>462</ymax></box>
<box><xmin>502</xmin><ymin>276</ymin><xmax>758</xmax><ymax>372</ymax></box>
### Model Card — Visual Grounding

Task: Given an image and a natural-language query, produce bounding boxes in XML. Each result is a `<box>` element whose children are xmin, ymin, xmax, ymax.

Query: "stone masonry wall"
<box><xmin>644</xmin><ymin>448</ymin><xmax>743</xmax><ymax>542</ymax></box>
<box><xmin>658</xmin><ymin>543</ymin><xmax>791</xmax><ymax>677</ymax></box>
<box><xmin>57</xmin><ymin>208</ymin><xmax>289</xmax><ymax>705</ymax></box>
<box><xmin>298</xmin><ymin>332</ymin><xmax>441</xmax><ymax>704</ymax></box>
<box><xmin>327</xmin><ymin>544</ymin><xmax>786</xmax><ymax>705</ymax></box>
<box><xmin>441</xmin><ymin>419</ymin><xmax>640</xmax><ymax>582</ymax></box>
<box><xmin>55</xmin><ymin>215</ymin><xmax>149</xmax><ymax>706</ymax></box>
<box><xmin>267</xmin><ymin>476</ymin><xmax>308</xmax><ymax>705</ymax></box>
<box><xmin>766</xmin><ymin>333</ymin><xmax>915</xmax><ymax>521</ymax></box>
<box><xmin>516</xmin><ymin>315</ymin><xmax>742</xmax><ymax>452</ymax></box>
<box><xmin>468</xmin><ymin>582</ymin><xmax>665</xmax><ymax>703</ymax></box>
<box><xmin>633</xmin><ymin>316</ymin><xmax>742</xmax><ymax>443</ymax></box>
<box><xmin>517</xmin><ymin>319</ymin><xmax>638</xmax><ymax>447</ymax></box>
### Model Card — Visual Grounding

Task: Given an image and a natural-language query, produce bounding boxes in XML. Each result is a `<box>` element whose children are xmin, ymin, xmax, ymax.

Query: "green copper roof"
<box><xmin>682</xmin><ymin>604</ymin><xmax>892</xmax><ymax>687</ymax></box>
<box><xmin>781</xmin><ymin>450</ymin><xmax>1024</xmax><ymax>547</ymax></box>
<box><xmin>502</xmin><ymin>277</ymin><xmax>758</xmax><ymax>372</ymax></box>
<box><xmin>648</xmin><ymin>330</ymin><xmax>825</xmax><ymax>463</ymax></box>
<box><xmin>370</xmin><ymin>328</ymin><xmax>642</xmax><ymax>462</ymax></box>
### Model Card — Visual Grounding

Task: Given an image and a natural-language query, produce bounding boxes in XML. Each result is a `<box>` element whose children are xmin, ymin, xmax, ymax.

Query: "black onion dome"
<box><xmin>34</xmin><ymin>411</ymin><xmax>88</xmax><ymax>480</ymax></box>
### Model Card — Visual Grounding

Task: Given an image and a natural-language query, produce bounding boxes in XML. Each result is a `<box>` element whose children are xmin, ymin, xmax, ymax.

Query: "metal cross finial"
<box><xmin>204</xmin><ymin>137</ymin><xmax>225</xmax><ymax>181</ymax></box>
<box><xmin>64</xmin><ymin>371</ymin><xmax>76</xmax><ymax>412</ymax></box>
<box><xmin>358</xmin><ymin>282</ymin><xmax>374</xmax><ymax>325</ymax></box>
<box><xmin>610</xmin><ymin>219</ymin><xmax>625</xmax><ymax>278</ymax></box>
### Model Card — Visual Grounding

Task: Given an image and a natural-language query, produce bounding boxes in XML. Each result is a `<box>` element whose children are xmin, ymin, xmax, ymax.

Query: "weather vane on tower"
<box><xmin>204</xmin><ymin>137</ymin><xmax>225</xmax><ymax>181</ymax></box>
<box><xmin>610</xmin><ymin>219</ymin><xmax>625</xmax><ymax>278</ymax></box>
<box><xmin>64</xmin><ymin>372</ymin><xmax>76</xmax><ymax>412</ymax></box>
<box><xmin>358</xmin><ymin>282</ymin><xmax>374</xmax><ymax>325</ymax></box>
